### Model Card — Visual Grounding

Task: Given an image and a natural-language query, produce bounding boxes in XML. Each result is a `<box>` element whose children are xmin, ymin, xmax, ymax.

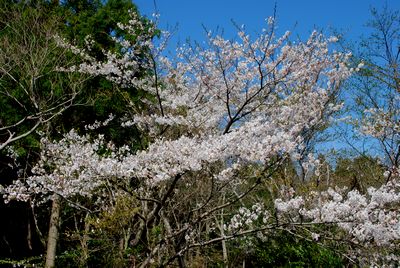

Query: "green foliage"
<box><xmin>52</xmin><ymin>0</ymin><xmax>154</xmax><ymax>149</ymax></box>
<box><xmin>57</xmin><ymin>249</ymin><xmax>82</xmax><ymax>268</ymax></box>
<box><xmin>0</xmin><ymin>1</ymin><xmax>72</xmax><ymax>155</ymax></box>
<box><xmin>0</xmin><ymin>0</ymin><xmax>152</xmax><ymax>152</ymax></box>
<box><xmin>332</xmin><ymin>155</ymin><xmax>385</xmax><ymax>191</ymax></box>
<box><xmin>0</xmin><ymin>255</ymin><xmax>44</xmax><ymax>267</ymax></box>
<box><xmin>61</xmin><ymin>0</ymin><xmax>139</xmax><ymax>57</ymax></box>
<box><xmin>245</xmin><ymin>232</ymin><xmax>344</xmax><ymax>267</ymax></box>
<box><xmin>61</xmin><ymin>195</ymin><xmax>142</xmax><ymax>267</ymax></box>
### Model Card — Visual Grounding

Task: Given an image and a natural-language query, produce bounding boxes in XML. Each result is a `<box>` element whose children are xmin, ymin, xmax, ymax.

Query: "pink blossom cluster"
<box><xmin>274</xmin><ymin>177</ymin><xmax>400</xmax><ymax>264</ymax></box>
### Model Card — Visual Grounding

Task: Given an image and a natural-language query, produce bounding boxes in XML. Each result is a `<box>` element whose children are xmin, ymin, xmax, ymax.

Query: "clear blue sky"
<box><xmin>133</xmin><ymin>0</ymin><xmax>400</xmax><ymax>52</ymax></box>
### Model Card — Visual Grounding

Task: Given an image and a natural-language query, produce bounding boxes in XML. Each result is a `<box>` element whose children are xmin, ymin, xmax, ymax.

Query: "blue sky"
<box><xmin>134</xmin><ymin>0</ymin><xmax>400</xmax><ymax>52</ymax></box>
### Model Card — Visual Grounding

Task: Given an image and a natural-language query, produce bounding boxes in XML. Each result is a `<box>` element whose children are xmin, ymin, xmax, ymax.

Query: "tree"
<box><xmin>3</xmin><ymin>11</ymin><xmax>354</xmax><ymax>267</ymax></box>
<box><xmin>274</xmin><ymin>171</ymin><xmax>400</xmax><ymax>266</ymax></box>
<box><xmin>55</xmin><ymin>0</ymin><xmax>150</xmax><ymax>145</ymax></box>
<box><xmin>353</xmin><ymin>5</ymin><xmax>400</xmax><ymax>175</ymax></box>
<box><xmin>0</xmin><ymin>0</ymin><xmax>150</xmax><ymax>151</ymax></box>
<box><xmin>0</xmin><ymin>3</ymin><xmax>87</xmax><ymax>265</ymax></box>
<box><xmin>0</xmin><ymin>1</ymin><xmax>152</xmax><ymax>266</ymax></box>
<box><xmin>0</xmin><ymin>1</ymin><xmax>83</xmax><ymax>152</ymax></box>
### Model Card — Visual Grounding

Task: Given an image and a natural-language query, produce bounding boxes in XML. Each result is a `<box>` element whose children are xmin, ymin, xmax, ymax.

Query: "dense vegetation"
<box><xmin>0</xmin><ymin>1</ymin><xmax>399</xmax><ymax>267</ymax></box>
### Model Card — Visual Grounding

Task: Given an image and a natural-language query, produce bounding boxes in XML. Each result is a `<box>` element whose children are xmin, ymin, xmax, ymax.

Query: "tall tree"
<box><xmin>353</xmin><ymin>5</ymin><xmax>400</xmax><ymax>175</ymax></box>
<box><xmin>4</xmin><ymin>11</ymin><xmax>353</xmax><ymax>266</ymax></box>
<box><xmin>0</xmin><ymin>1</ymin><xmax>152</xmax><ymax>266</ymax></box>
<box><xmin>0</xmin><ymin>1</ymin><xmax>82</xmax><ymax>152</ymax></box>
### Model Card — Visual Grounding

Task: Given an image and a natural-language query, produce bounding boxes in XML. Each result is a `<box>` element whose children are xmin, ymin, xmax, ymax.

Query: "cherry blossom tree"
<box><xmin>2</xmin><ymin>11</ymin><xmax>357</xmax><ymax>267</ymax></box>
<box><xmin>272</xmin><ymin>170</ymin><xmax>400</xmax><ymax>266</ymax></box>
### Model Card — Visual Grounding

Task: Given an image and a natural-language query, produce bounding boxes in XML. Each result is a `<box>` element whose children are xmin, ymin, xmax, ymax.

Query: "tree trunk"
<box><xmin>45</xmin><ymin>194</ymin><xmax>61</xmax><ymax>268</ymax></box>
<box><xmin>222</xmin><ymin>238</ymin><xmax>228</xmax><ymax>268</ymax></box>
<box><xmin>220</xmin><ymin>194</ymin><xmax>228</xmax><ymax>268</ymax></box>
<box><xmin>80</xmin><ymin>213</ymin><xmax>90</xmax><ymax>267</ymax></box>
<box><xmin>27</xmin><ymin>217</ymin><xmax>32</xmax><ymax>251</ymax></box>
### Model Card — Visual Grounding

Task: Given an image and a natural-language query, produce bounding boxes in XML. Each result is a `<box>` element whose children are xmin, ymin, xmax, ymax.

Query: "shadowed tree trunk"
<box><xmin>45</xmin><ymin>194</ymin><xmax>61</xmax><ymax>268</ymax></box>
